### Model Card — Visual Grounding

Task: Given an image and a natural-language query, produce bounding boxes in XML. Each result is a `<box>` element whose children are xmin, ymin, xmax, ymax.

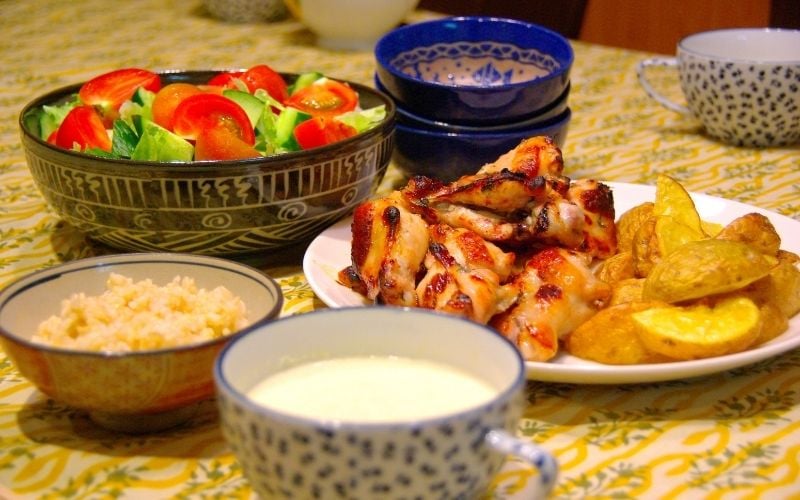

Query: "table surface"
<box><xmin>1</xmin><ymin>1</ymin><xmax>799</xmax><ymax>499</ymax></box>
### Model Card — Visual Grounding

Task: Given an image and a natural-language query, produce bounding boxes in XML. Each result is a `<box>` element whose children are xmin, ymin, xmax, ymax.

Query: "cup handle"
<box><xmin>485</xmin><ymin>429</ymin><xmax>558</xmax><ymax>496</ymax></box>
<box><xmin>636</xmin><ymin>57</ymin><xmax>692</xmax><ymax>115</ymax></box>
<box><xmin>283</xmin><ymin>0</ymin><xmax>302</xmax><ymax>19</ymax></box>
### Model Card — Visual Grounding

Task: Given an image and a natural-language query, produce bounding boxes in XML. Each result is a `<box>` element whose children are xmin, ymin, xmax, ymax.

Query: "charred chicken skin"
<box><xmin>338</xmin><ymin>136</ymin><xmax>617</xmax><ymax>361</ymax></box>
<box><xmin>490</xmin><ymin>247</ymin><xmax>612</xmax><ymax>361</ymax></box>
<box><xmin>344</xmin><ymin>191</ymin><xmax>428</xmax><ymax>306</ymax></box>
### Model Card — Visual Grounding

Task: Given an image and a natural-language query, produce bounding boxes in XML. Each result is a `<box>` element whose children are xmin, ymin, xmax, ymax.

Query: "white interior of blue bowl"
<box><xmin>376</xmin><ymin>16</ymin><xmax>574</xmax><ymax>89</ymax></box>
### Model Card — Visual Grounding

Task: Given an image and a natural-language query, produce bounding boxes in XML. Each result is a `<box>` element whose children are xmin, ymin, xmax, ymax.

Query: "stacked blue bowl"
<box><xmin>374</xmin><ymin>16</ymin><xmax>573</xmax><ymax>182</ymax></box>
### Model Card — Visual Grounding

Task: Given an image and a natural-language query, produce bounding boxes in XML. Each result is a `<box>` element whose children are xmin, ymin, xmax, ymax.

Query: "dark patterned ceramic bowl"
<box><xmin>377</xmin><ymin>73</ymin><xmax>571</xmax><ymax>133</ymax></box>
<box><xmin>18</xmin><ymin>71</ymin><xmax>395</xmax><ymax>256</ymax></box>
<box><xmin>375</xmin><ymin>17</ymin><xmax>573</xmax><ymax>125</ymax></box>
<box><xmin>394</xmin><ymin>108</ymin><xmax>571</xmax><ymax>182</ymax></box>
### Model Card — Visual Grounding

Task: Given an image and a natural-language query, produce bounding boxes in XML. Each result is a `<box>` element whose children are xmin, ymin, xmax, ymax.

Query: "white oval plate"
<box><xmin>303</xmin><ymin>182</ymin><xmax>800</xmax><ymax>384</ymax></box>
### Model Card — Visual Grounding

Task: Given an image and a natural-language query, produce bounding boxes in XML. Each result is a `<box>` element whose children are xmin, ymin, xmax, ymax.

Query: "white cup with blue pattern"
<box><xmin>214</xmin><ymin>306</ymin><xmax>558</xmax><ymax>499</ymax></box>
<box><xmin>637</xmin><ymin>28</ymin><xmax>800</xmax><ymax>147</ymax></box>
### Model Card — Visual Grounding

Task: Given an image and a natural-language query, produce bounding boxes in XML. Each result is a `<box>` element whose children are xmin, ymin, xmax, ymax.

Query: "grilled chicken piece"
<box><xmin>491</xmin><ymin>247</ymin><xmax>612</xmax><ymax>361</ymax></box>
<box><xmin>416</xmin><ymin>224</ymin><xmax>517</xmax><ymax>324</ymax></box>
<box><xmin>476</xmin><ymin>135</ymin><xmax>564</xmax><ymax>178</ymax></box>
<box><xmin>523</xmin><ymin>177</ymin><xmax>617</xmax><ymax>258</ymax></box>
<box><xmin>422</xmin><ymin>169</ymin><xmax>551</xmax><ymax>214</ymax></box>
<box><xmin>565</xmin><ymin>178</ymin><xmax>617</xmax><ymax>258</ymax></box>
<box><xmin>345</xmin><ymin>191</ymin><xmax>429</xmax><ymax>306</ymax></box>
<box><xmin>412</xmin><ymin>172</ymin><xmax>616</xmax><ymax>258</ymax></box>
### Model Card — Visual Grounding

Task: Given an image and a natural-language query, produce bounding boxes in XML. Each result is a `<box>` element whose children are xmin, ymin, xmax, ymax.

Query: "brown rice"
<box><xmin>34</xmin><ymin>273</ymin><xmax>248</xmax><ymax>352</ymax></box>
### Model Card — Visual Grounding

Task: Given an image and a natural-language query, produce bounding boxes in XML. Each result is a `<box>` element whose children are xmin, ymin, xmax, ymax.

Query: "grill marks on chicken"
<box><xmin>416</xmin><ymin>224</ymin><xmax>518</xmax><ymax>324</ymax></box>
<box><xmin>490</xmin><ymin>248</ymin><xmax>612</xmax><ymax>361</ymax></box>
<box><xmin>338</xmin><ymin>136</ymin><xmax>617</xmax><ymax>361</ymax></box>
<box><xmin>345</xmin><ymin>192</ymin><xmax>428</xmax><ymax>306</ymax></box>
<box><xmin>403</xmin><ymin>137</ymin><xmax>616</xmax><ymax>259</ymax></box>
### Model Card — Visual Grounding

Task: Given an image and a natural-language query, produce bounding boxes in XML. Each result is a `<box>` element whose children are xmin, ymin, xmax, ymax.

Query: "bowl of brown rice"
<box><xmin>0</xmin><ymin>253</ymin><xmax>283</xmax><ymax>432</ymax></box>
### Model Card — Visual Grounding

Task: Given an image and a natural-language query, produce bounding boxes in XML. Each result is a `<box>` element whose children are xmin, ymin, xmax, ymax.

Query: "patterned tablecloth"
<box><xmin>1</xmin><ymin>1</ymin><xmax>799</xmax><ymax>498</ymax></box>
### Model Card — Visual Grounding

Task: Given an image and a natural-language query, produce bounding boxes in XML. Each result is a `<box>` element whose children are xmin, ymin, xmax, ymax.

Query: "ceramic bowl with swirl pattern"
<box><xmin>18</xmin><ymin>71</ymin><xmax>395</xmax><ymax>256</ymax></box>
<box><xmin>375</xmin><ymin>16</ymin><xmax>573</xmax><ymax>125</ymax></box>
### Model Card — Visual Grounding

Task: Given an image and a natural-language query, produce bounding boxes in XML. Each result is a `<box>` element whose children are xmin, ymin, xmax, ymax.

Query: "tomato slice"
<box><xmin>241</xmin><ymin>64</ymin><xmax>288</xmax><ymax>103</ymax></box>
<box><xmin>172</xmin><ymin>94</ymin><xmax>255</xmax><ymax>145</ymax></box>
<box><xmin>195</xmin><ymin>127</ymin><xmax>262</xmax><ymax>161</ymax></box>
<box><xmin>207</xmin><ymin>71</ymin><xmax>245</xmax><ymax>89</ymax></box>
<box><xmin>285</xmin><ymin>80</ymin><xmax>358</xmax><ymax>117</ymax></box>
<box><xmin>54</xmin><ymin>105</ymin><xmax>112</xmax><ymax>152</ymax></box>
<box><xmin>152</xmin><ymin>83</ymin><xmax>204</xmax><ymax>130</ymax></box>
<box><xmin>293</xmin><ymin>116</ymin><xmax>357</xmax><ymax>149</ymax></box>
<box><xmin>78</xmin><ymin>68</ymin><xmax>161</xmax><ymax>111</ymax></box>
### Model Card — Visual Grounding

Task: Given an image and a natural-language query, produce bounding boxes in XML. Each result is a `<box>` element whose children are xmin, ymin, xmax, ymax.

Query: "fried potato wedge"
<box><xmin>616</xmin><ymin>202</ymin><xmax>654</xmax><ymax>253</ymax></box>
<box><xmin>596</xmin><ymin>251</ymin><xmax>635</xmax><ymax>285</ymax></box>
<box><xmin>653</xmin><ymin>175</ymin><xmax>703</xmax><ymax>235</ymax></box>
<box><xmin>701</xmin><ymin>220</ymin><xmax>724</xmax><ymax>237</ymax></box>
<box><xmin>655</xmin><ymin>215</ymin><xmax>705</xmax><ymax>257</ymax></box>
<box><xmin>566</xmin><ymin>301</ymin><xmax>674</xmax><ymax>364</ymax></box>
<box><xmin>632</xmin><ymin>296</ymin><xmax>762</xmax><ymax>359</ymax></box>
<box><xmin>631</xmin><ymin>215</ymin><xmax>659</xmax><ymax>278</ymax></box>
<box><xmin>609</xmin><ymin>278</ymin><xmax>645</xmax><ymax>306</ymax></box>
<box><xmin>642</xmin><ymin>239</ymin><xmax>778</xmax><ymax>303</ymax></box>
<box><xmin>742</xmin><ymin>250</ymin><xmax>800</xmax><ymax>318</ymax></box>
<box><xmin>753</xmin><ymin>301</ymin><xmax>789</xmax><ymax>345</ymax></box>
<box><xmin>715</xmin><ymin>212</ymin><xmax>781</xmax><ymax>256</ymax></box>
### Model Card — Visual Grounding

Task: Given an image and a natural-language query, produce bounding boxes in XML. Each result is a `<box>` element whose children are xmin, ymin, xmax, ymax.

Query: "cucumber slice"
<box><xmin>131</xmin><ymin>120</ymin><xmax>193</xmax><ymax>162</ymax></box>
<box><xmin>132</xmin><ymin>87</ymin><xmax>156</xmax><ymax>106</ymax></box>
<box><xmin>275</xmin><ymin>107</ymin><xmax>311</xmax><ymax>151</ymax></box>
<box><xmin>289</xmin><ymin>72</ymin><xmax>323</xmax><ymax>95</ymax></box>
<box><xmin>111</xmin><ymin>119</ymin><xmax>139</xmax><ymax>158</ymax></box>
<box><xmin>223</xmin><ymin>89</ymin><xmax>264</xmax><ymax>128</ymax></box>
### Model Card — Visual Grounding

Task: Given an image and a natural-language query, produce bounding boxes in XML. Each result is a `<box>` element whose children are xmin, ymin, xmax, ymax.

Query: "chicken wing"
<box><xmin>343</xmin><ymin>191</ymin><xmax>429</xmax><ymax>306</ymax></box>
<box><xmin>477</xmin><ymin>135</ymin><xmax>564</xmax><ymax>178</ymax></box>
<box><xmin>416</xmin><ymin>224</ymin><xmax>517</xmax><ymax>324</ymax></box>
<box><xmin>491</xmin><ymin>247</ymin><xmax>612</xmax><ymax>361</ymax></box>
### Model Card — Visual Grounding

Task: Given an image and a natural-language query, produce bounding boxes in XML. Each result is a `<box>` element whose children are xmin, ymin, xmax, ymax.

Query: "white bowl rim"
<box><xmin>678</xmin><ymin>27</ymin><xmax>800</xmax><ymax>63</ymax></box>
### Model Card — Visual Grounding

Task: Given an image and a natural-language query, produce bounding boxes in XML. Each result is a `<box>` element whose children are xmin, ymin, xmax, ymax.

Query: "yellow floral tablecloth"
<box><xmin>1</xmin><ymin>1</ymin><xmax>799</xmax><ymax>499</ymax></box>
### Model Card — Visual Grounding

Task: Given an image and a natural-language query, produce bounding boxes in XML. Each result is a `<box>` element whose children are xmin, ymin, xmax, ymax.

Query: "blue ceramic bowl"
<box><xmin>393</xmin><ymin>108</ymin><xmax>570</xmax><ymax>182</ymax></box>
<box><xmin>375</xmin><ymin>16</ymin><xmax>573</xmax><ymax>125</ymax></box>
<box><xmin>380</xmin><ymin>75</ymin><xmax>571</xmax><ymax>133</ymax></box>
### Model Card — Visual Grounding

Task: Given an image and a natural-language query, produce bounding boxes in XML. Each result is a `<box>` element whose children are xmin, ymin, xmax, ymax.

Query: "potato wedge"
<box><xmin>566</xmin><ymin>301</ymin><xmax>674</xmax><ymax>364</ymax></box>
<box><xmin>609</xmin><ymin>278</ymin><xmax>645</xmax><ymax>306</ymax></box>
<box><xmin>596</xmin><ymin>251</ymin><xmax>635</xmax><ymax>284</ymax></box>
<box><xmin>632</xmin><ymin>296</ymin><xmax>762</xmax><ymax>359</ymax></box>
<box><xmin>642</xmin><ymin>239</ymin><xmax>778</xmax><ymax>303</ymax></box>
<box><xmin>742</xmin><ymin>250</ymin><xmax>800</xmax><ymax>317</ymax></box>
<box><xmin>701</xmin><ymin>220</ymin><xmax>724</xmax><ymax>237</ymax></box>
<box><xmin>616</xmin><ymin>202</ymin><xmax>654</xmax><ymax>253</ymax></box>
<box><xmin>631</xmin><ymin>215</ymin><xmax>659</xmax><ymax>277</ymax></box>
<box><xmin>653</xmin><ymin>175</ymin><xmax>703</xmax><ymax>235</ymax></box>
<box><xmin>753</xmin><ymin>301</ymin><xmax>789</xmax><ymax>345</ymax></box>
<box><xmin>715</xmin><ymin>212</ymin><xmax>781</xmax><ymax>256</ymax></box>
<box><xmin>654</xmin><ymin>215</ymin><xmax>705</xmax><ymax>257</ymax></box>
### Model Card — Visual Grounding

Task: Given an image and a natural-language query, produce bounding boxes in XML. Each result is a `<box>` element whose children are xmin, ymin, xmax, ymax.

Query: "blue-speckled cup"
<box><xmin>214</xmin><ymin>307</ymin><xmax>558</xmax><ymax>499</ymax></box>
